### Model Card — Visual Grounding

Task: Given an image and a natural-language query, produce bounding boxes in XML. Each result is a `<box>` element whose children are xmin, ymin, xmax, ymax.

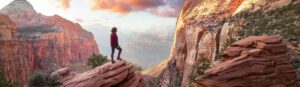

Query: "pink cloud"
<box><xmin>89</xmin><ymin>0</ymin><xmax>185</xmax><ymax>17</ymax></box>
<box><xmin>57</xmin><ymin>0</ymin><xmax>71</xmax><ymax>10</ymax></box>
<box><xmin>89</xmin><ymin>0</ymin><xmax>164</xmax><ymax>13</ymax></box>
<box><xmin>54</xmin><ymin>0</ymin><xmax>185</xmax><ymax>17</ymax></box>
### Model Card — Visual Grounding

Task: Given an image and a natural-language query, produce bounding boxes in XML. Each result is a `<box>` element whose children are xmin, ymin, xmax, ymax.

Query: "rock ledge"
<box><xmin>194</xmin><ymin>35</ymin><xmax>297</xmax><ymax>87</ymax></box>
<box><xmin>52</xmin><ymin>61</ymin><xmax>146</xmax><ymax>87</ymax></box>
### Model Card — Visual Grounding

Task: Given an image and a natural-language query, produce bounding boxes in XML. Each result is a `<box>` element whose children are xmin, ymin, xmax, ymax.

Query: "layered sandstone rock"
<box><xmin>0</xmin><ymin>14</ymin><xmax>15</xmax><ymax>40</ymax></box>
<box><xmin>0</xmin><ymin>0</ymin><xmax>99</xmax><ymax>86</ymax></box>
<box><xmin>194</xmin><ymin>35</ymin><xmax>298</xmax><ymax>87</ymax></box>
<box><xmin>150</xmin><ymin>0</ymin><xmax>300</xmax><ymax>86</ymax></box>
<box><xmin>52</xmin><ymin>61</ymin><xmax>145</xmax><ymax>87</ymax></box>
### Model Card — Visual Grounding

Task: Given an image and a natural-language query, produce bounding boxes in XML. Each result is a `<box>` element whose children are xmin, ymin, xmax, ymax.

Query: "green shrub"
<box><xmin>296</xmin><ymin>7</ymin><xmax>300</xmax><ymax>14</ymax></box>
<box><xmin>134</xmin><ymin>65</ymin><xmax>143</xmax><ymax>72</ymax></box>
<box><xmin>217</xmin><ymin>36</ymin><xmax>238</xmax><ymax>59</ymax></box>
<box><xmin>220</xmin><ymin>3</ymin><xmax>300</xmax><ymax>59</ymax></box>
<box><xmin>0</xmin><ymin>67</ymin><xmax>19</xmax><ymax>87</ymax></box>
<box><xmin>189</xmin><ymin>57</ymin><xmax>212</xmax><ymax>83</ymax></box>
<box><xmin>86</xmin><ymin>53</ymin><xmax>108</xmax><ymax>68</ymax></box>
<box><xmin>194</xmin><ymin>57</ymin><xmax>211</xmax><ymax>78</ymax></box>
<box><xmin>231</xmin><ymin>3</ymin><xmax>300</xmax><ymax>40</ymax></box>
<box><xmin>189</xmin><ymin>74</ymin><xmax>197</xmax><ymax>81</ymax></box>
<box><xmin>0</xmin><ymin>78</ymin><xmax>18</xmax><ymax>87</ymax></box>
<box><xmin>27</xmin><ymin>70</ymin><xmax>61</xmax><ymax>87</ymax></box>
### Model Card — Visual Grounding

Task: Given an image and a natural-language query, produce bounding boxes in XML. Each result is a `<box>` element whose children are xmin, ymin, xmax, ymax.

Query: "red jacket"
<box><xmin>110</xmin><ymin>32</ymin><xmax>119</xmax><ymax>47</ymax></box>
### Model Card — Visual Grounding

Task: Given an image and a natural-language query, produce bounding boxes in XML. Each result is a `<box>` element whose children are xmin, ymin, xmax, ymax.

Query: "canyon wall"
<box><xmin>149</xmin><ymin>0</ymin><xmax>300</xmax><ymax>87</ymax></box>
<box><xmin>0</xmin><ymin>0</ymin><xmax>99</xmax><ymax>86</ymax></box>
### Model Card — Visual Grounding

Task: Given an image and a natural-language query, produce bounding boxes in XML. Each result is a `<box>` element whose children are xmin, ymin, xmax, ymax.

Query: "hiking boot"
<box><xmin>117</xmin><ymin>58</ymin><xmax>122</xmax><ymax>60</ymax></box>
<box><xmin>111</xmin><ymin>60</ymin><xmax>116</xmax><ymax>64</ymax></box>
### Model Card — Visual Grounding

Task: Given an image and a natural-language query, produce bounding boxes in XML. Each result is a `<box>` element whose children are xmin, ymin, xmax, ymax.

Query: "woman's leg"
<box><xmin>111</xmin><ymin>47</ymin><xmax>115</xmax><ymax>63</ymax></box>
<box><xmin>116</xmin><ymin>46</ymin><xmax>122</xmax><ymax>60</ymax></box>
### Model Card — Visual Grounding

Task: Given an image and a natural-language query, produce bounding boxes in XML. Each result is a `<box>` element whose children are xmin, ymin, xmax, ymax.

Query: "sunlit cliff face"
<box><xmin>161</xmin><ymin>0</ymin><xmax>300</xmax><ymax>86</ymax></box>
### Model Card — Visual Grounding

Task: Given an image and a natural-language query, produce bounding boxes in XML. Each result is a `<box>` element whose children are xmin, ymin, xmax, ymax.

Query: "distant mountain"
<box><xmin>1</xmin><ymin>0</ymin><xmax>41</xmax><ymax>28</ymax></box>
<box><xmin>0</xmin><ymin>0</ymin><xmax>99</xmax><ymax>86</ymax></box>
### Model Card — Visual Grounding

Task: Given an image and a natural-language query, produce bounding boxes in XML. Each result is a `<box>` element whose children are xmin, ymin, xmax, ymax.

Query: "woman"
<box><xmin>110</xmin><ymin>27</ymin><xmax>122</xmax><ymax>63</ymax></box>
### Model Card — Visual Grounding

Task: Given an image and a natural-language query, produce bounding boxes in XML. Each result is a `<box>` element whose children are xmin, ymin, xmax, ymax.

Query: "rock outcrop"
<box><xmin>52</xmin><ymin>61</ymin><xmax>145</xmax><ymax>87</ymax></box>
<box><xmin>0</xmin><ymin>0</ymin><xmax>99</xmax><ymax>86</ymax></box>
<box><xmin>194</xmin><ymin>35</ymin><xmax>298</xmax><ymax>87</ymax></box>
<box><xmin>149</xmin><ymin>0</ymin><xmax>300</xmax><ymax>87</ymax></box>
<box><xmin>0</xmin><ymin>0</ymin><xmax>37</xmax><ymax>28</ymax></box>
<box><xmin>0</xmin><ymin>14</ymin><xmax>15</xmax><ymax>40</ymax></box>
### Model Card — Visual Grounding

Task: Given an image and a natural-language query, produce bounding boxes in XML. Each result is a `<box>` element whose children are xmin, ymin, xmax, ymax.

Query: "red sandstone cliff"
<box><xmin>0</xmin><ymin>14</ymin><xmax>15</xmax><ymax>40</ymax></box>
<box><xmin>146</xmin><ymin>0</ymin><xmax>300</xmax><ymax>87</ymax></box>
<box><xmin>194</xmin><ymin>35</ymin><xmax>298</xmax><ymax>86</ymax></box>
<box><xmin>0</xmin><ymin>0</ymin><xmax>99</xmax><ymax>86</ymax></box>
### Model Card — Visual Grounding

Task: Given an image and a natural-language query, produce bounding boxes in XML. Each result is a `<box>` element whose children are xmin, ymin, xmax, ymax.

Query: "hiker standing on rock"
<box><xmin>110</xmin><ymin>27</ymin><xmax>122</xmax><ymax>63</ymax></box>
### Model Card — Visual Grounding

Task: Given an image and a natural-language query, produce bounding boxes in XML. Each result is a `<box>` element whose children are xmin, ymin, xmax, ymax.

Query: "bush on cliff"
<box><xmin>86</xmin><ymin>53</ymin><xmax>109</xmax><ymax>68</ymax></box>
<box><xmin>217</xmin><ymin>3</ymin><xmax>300</xmax><ymax>60</ymax></box>
<box><xmin>0</xmin><ymin>67</ymin><xmax>19</xmax><ymax>87</ymax></box>
<box><xmin>195</xmin><ymin>57</ymin><xmax>211</xmax><ymax>77</ymax></box>
<box><xmin>134</xmin><ymin>65</ymin><xmax>143</xmax><ymax>72</ymax></box>
<box><xmin>0</xmin><ymin>77</ymin><xmax>18</xmax><ymax>87</ymax></box>
<box><xmin>28</xmin><ymin>69</ymin><xmax>61</xmax><ymax>87</ymax></box>
<box><xmin>86</xmin><ymin>54</ymin><xmax>144</xmax><ymax>72</ymax></box>
<box><xmin>190</xmin><ymin>57</ymin><xmax>211</xmax><ymax>81</ymax></box>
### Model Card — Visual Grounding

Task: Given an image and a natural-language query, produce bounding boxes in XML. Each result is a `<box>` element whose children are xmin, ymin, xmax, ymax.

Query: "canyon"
<box><xmin>145</xmin><ymin>0</ymin><xmax>300</xmax><ymax>87</ymax></box>
<box><xmin>0</xmin><ymin>0</ymin><xmax>99</xmax><ymax>86</ymax></box>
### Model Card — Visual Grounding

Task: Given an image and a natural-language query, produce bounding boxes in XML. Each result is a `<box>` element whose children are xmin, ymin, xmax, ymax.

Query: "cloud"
<box><xmin>89</xmin><ymin>0</ymin><xmax>164</xmax><ymax>13</ymax></box>
<box><xmin>89</xmin><ymin>0</ymin><xmax>185</xmax><ymax>17</ymax></box>
<box><xmin>49</xmin><ymin>0</ymin><xmax>185</xmax><ymax>17</ymax></box>
<box><xmin>155</xmin><ymin>10</ymin><xmax>178</xmax><ymax>17</ymax></box>
<box><xmin>49</xmin><ymin>0</ymin><xmax>71</xmax><ymax>10</ymax></box>
<box><xmin>159</xmin><ymin>0</ymin><xmax>185</xmax><ymax>17</ymax></box>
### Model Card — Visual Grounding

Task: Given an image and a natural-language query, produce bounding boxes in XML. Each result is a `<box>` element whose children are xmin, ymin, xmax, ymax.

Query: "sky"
<box><xmin>0</xmin><ymin>0</ymin><xmax>185</xmax><ymax>68</ymax></box>
<box><xmin>0</xmin><ymin>0</ymin><xmax>184</xmax><ymax>32</ymax></box>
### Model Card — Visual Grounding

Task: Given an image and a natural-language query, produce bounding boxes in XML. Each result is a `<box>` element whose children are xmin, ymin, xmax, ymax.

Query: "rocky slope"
<box><xmin>147</xmin><ymin>0</ymin><xmax>300</xmax><ymax>87</ymax></box>
<box><xmin>52</xmin><ymin>61</ymin><xmax>145</xmax><ymax>87</ymax></box>
<box><xmin>0</xmin><ymin>0</ymin><xmax>99</xmax><ymax>86</ymax></box>
<box><xmin>194</xmin><ymin>35</ymin><xmax>298</xmax><ymax>86</ymax></box>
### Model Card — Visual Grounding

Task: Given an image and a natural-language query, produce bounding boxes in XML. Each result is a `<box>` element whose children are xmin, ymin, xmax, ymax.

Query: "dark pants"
<box><xmin>111</xmin><ymin>46</ymin><xmax>122</xmax><ymax>61</ymax></box>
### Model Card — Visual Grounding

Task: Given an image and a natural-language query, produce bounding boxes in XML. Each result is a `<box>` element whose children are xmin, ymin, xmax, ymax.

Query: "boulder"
<box><xmin>194</xmin><ymin>35</ymin><xmax>298</xmax><ymax>87</ymax></box>
<box><xmin>52</xmin><ymin>61</ymin><xmax>146</xmax><ymax>87</ymax></box>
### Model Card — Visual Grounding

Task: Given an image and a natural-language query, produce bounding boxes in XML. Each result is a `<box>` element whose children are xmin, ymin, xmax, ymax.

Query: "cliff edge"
<box><xmin>52</xmin><ymin>61</ymin><xmax>146</xmax><ymax>87</ymax></box>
